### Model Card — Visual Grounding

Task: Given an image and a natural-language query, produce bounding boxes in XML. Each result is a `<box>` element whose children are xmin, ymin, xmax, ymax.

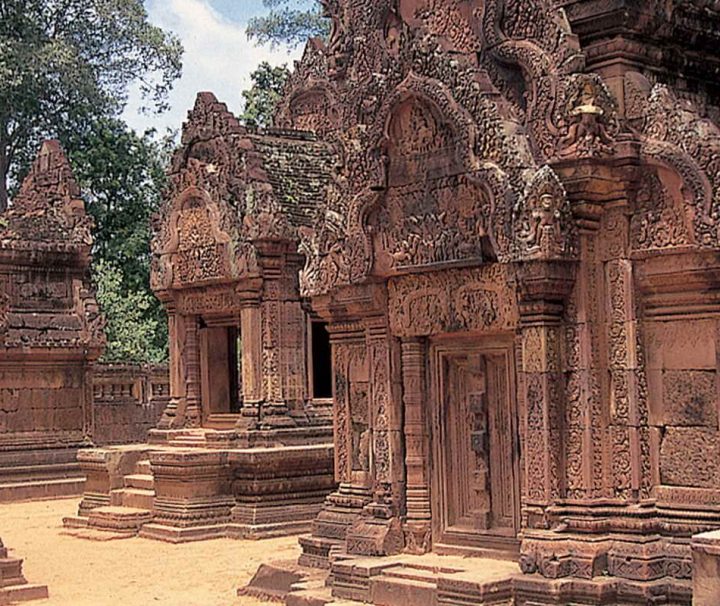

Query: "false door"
<box><xmin>431</xmin><ymin>341</ymin><xmax>520</xmax><ymax>554</ymax></box>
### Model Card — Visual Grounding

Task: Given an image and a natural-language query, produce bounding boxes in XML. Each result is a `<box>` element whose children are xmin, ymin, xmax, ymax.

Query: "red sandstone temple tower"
<box><xmin>235</xmin><ymin>0</ymin><xmax>720</xmax><ymax>604</ymax></box>
<box><xmin>0</xmin><ymin>140</ymin><xmax>104</xmax><ymax>502</ymax></box>
<box><xmin>0</xmin><ymin>139</ymin><xmax>100</xmax><ymax>601</ymax></box>
<box><xmin>65</xmin><ymin>94</ymin><xmax>337</xmax><ymax>542</ymax></box>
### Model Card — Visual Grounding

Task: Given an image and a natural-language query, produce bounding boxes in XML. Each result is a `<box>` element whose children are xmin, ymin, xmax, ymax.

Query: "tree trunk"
<box><xmin>0</xmin><ymin>146</ymin><xmax>9</xmax><ymax>212</ymax></box>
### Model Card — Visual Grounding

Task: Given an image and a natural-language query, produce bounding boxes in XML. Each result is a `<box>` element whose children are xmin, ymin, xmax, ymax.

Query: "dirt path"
<box><xmin>0</xmin><ymin>498</ymin><xmax>299</xmax><ymax>606</ymax></box>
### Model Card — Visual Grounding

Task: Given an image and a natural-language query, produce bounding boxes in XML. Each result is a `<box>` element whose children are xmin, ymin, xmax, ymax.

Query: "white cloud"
<box><xmin>122</xmin><ymin>0</ymin><xmax>302</xmax><ymax>135</ymax></box>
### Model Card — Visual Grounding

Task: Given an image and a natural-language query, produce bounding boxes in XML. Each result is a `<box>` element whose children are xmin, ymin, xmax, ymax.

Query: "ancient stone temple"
<box><xmin>65</xmin><ymin>93</ymin><xmax>335</xmax><ymax>542</ymax></box>
<box><xmin>238</xmin><ymin>0</ymin><xmax>720</xmax><ymax>604</ymax></box>
<box><xmin>0</xmin><ymin>140</ymin><xmax>104</xmax><ymax>502</ymax></box>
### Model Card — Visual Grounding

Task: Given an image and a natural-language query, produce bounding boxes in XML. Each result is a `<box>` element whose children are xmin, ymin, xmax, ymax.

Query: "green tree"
<box><xmin>242</xmin><ymin>62</ymin><xmax>291</xmax><ymax>128</ymax></box>
<box><xmin>246</xmin><ymin>0</ymin><xmax>327</xmax><ymax>49</ymax></box>
<box><xmin>94</xmin><ymin>258</ymin><xmax>167</xmax><ymax>364</ymax></box>
<box><xmin>0</xmin><ymin>0</ymin><xmax>183</xmax><ymax>210</ymax></box>
<box><xmin>66</xmin><ymin>118</ymin><xmax>172</xmax><ymax>362</ymax></box>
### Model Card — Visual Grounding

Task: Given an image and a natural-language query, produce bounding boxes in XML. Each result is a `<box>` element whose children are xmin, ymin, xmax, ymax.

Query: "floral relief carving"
<box><xmin>388</xmin><ymin>266</ymin><xmax>518</xmax><ymax>337</ymax></box>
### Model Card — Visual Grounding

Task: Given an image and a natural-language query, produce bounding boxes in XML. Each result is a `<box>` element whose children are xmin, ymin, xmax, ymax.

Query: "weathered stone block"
<box><xmin>660</xmin><ymin>428</ymin><xmax>720</xmax><ymax>488</ymax></box>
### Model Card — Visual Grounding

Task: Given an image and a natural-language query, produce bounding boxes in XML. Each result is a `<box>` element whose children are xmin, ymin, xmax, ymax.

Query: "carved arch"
<box><xmin>276</xmin><ymin>84</ymin><xmax>341</xmax><ymax>135</ymax></box>
<box><xmin>630</xmin><ymin>160</ymin><xmax>693</xmax><ymax>252</ymax></box>
<box><xmin>151</xmin><ymin>186</ymin><xmax>256</xmax><ymax>292</ymax></box>
<box><xmin>635</xmin><ymin>80</ymin><xmax>720</xmax><ymax>249</ymax></box>
<box><xmin>369</xmin><ymin>73</ymin><xmax>480</xmax><ymax>176</ymax></box>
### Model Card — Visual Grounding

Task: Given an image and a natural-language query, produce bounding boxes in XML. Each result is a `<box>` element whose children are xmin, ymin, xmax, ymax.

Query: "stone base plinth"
<box><xmin>298</xmin><ymin>484</ymin><xmax>372</xmax><ymax>569</ymax></box>
<box><xmin>0</xmin><ymin>441</ymin><xmax>87</xmax><ymax>502</ymax></box>
<box><xmin>0</xmin><ymin>541</ymin><xmax>48</xmax><ymax>604</ymax></box>
<box><xmin>692</xmin><ymin>530</ymin><xmax>720</xmax><ymax>606</ymax></box>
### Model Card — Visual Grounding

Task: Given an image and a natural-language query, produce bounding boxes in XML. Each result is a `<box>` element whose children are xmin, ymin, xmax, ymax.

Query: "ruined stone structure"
<box><xmin>0</xmin><ymin>538</ymin><xmax>48</xmax><ymax>605</ymax></box>
<box><xmin>0</xmin><ymin>140</ymin><xmax>104</xmax><ymax>503</ymax></box>
<box><xmin>237</xmin><ymin>0</ymin><xmax>720</xmax><ymax>604</ymax></box>
<box><xmin>65</xmin><ymin>94</ymin><xmax>336</xmax><ymax>542</ymax></box>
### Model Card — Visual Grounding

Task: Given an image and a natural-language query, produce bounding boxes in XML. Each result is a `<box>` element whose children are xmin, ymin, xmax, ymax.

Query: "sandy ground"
<box><xmin>0</xmin><ymin>498</ymin><xmax>299</xmax><ymax>606</ymax></box>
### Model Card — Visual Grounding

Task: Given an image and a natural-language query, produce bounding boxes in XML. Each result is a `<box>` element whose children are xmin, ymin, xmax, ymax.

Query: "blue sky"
<box><xmin>211</xmin><ymin>0</ymin><xmax>276</xmax><ymax>22</ymax></box>
<box><xmin>122</xmin><ymin>0</ymin><xmax>309</xmax><ymax>134</ymax></box>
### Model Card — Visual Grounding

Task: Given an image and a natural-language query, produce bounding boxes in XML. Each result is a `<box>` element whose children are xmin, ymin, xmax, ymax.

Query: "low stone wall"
<box><xmin>92</xmin><ymin>364</ymin><xmax>169</xmax><ymax>446</ymax></box>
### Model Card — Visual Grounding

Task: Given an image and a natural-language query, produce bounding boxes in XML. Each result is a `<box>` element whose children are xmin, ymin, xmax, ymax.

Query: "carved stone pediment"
<box><xmin>151</xmin><ymin>186</ymin><xmax>256</xmax><ymax>291</ymax></box>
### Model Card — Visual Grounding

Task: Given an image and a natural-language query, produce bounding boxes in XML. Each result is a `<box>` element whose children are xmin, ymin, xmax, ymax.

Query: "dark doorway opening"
<box><xmin>311</xmin><ymin>321</ymin><xmax>332</xmax><ymax>399</ymax></box>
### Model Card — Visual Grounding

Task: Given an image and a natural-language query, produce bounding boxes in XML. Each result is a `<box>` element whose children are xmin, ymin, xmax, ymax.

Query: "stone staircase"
<box><xmin>166</xmin><ymin>429</ymin><xmax>209</xmax><ymax>448</ymax></box>
<box><xmin>83</xmin><ymin>458</ymin><xmax>155</xmax><ymax>537</ymax></box>
<box><xmin>328</xmin><ymin>554</ymin><xmax>519</xmax><ymax>606</ymax></box>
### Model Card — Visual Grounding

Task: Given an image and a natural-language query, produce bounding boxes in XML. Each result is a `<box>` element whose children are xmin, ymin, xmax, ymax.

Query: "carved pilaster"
<box><xmin>158</xmin><ymin>307</ymin><xmax>185</xmax><ymax>429</ymax></box>
<box><xmin>82</xmin><ymin>361</ymin><xmax>95</xmax><ymax>442</ymax></box>
<box><xmin>514</xmin><ymin>260</ymin><xmax>577</xmax><ymax>524</ymax></box>
<box><xmin>401</xmin><ymin>337</ymin><xmax>432</xmax><ymax>554</ymax></box>
<box><xmin>345</xmin><ymin>324</ymin><xmax>405</xmax><ymax>557</ymax></box>
<box><xmin>239</xmin><ymin>302</ymin><xmax>263</xmax><ymax>422</ymax></box>
<box><xmin>184</xmin><ymin>315</ymin><xmax>202</xmax><ymax>428</ymax></box>
<box><xmin>261</xmin><ymin>281</ymin><xmax>283</xmax><ymax>408</ymax></box>
<box><xmin>601</xmin><ymin>206</ymin><xmax>650</xmax><ymax>501</ymax></box>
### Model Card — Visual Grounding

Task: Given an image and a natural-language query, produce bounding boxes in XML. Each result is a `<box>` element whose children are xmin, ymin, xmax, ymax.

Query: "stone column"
<box><xmin>298</xmin><ymin>324</ymin><xmax>373</xmax><ymax>568</ymax></box>
<box><xmin>184</xmin><ymin>314</ymin><xmax>202</xmax><ymax>428</ymax></box>
<box><xmin>158</xmin><ymin>305</ymin><xmax>186</xmax><ymax>429</ymax></box>
<box><xmin>516</xmin><ymin>270</ymin><xmax>569</xmax><ymax>518</ymax></box>
<box><xmin>239</xmin><ymin>301</ymin><xmax>263</xmax><ymax>422</ymax></box>
<box><xmin>344</xmin><ymin>323</ymin><xmax>405</xmax><ymax>557</ymax></box>
<box><xmin>82</xmin><ymin>360</ymin><xmax>95</xmax><ymax>441</ymax></box>
<box><xmin>515</xmin><ymin>260</ymin><xmax>577</xmax><ymax>578</ymax></box>
<box><xmin>401</xmin><ymin>337</ymin><xmax>432</xmax><ymax>554</ymax></box>
<box><xmin>258</xmin><ymin>279</ymin><xmax>292</xmax><ymax>424</ymax></box>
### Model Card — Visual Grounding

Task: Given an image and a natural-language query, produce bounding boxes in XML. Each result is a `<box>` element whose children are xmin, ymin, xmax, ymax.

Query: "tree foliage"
<box><xmin>246</xmin><ymin>0</ymin><xmax>326</xmax><ymax>49</ymax></box>
<box><xmin>0</xmin><ymin>0</ymin><xmax>183</xmax><ymax>209</ymax></box>
<box><xmin>94</xmin><ymin>258</ymin><xmax>167</xmax><ymax>364</ymax></box>
<box><xmin>242</xmin><ymin>62</ymin><xmax>291</xmax><ymax>128</ymax></box>
<box><xmin>67</xmin><ymin>118</ymin><xmax>172</xmax><ymax>363</ymax></box>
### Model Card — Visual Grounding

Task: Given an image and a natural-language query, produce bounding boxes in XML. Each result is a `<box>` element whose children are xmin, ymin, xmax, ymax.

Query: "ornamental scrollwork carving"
<box><xmin>388</xmin><ymin>266</ymin><xmax>519</xmax><ymax>337</ymax></box>
<box><xmin>630</xmin><ymin>73</ymin><xmax>720</xmax><ymax>249</ymax></box>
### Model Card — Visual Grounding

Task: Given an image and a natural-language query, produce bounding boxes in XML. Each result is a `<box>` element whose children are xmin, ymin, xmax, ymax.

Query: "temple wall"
<box><xmin>0</xmin><ymin>364</ymin><xmax>87</xmax><ymax>439</ymax></box>
<box><xmin>645</xmin><ymin>319</ymin><xmax>720</xmax><ymax>495</ymax></box>
<box><xmin>92</xmin><ymin>364</ymin><xmax>169</xmax><ymax>445</ymax></box>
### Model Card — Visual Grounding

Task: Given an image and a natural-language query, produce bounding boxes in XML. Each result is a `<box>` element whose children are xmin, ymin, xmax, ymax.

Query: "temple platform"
<box><xmin>242</xmin><ymin>553</ymin><xmax>520</xmax><ymax>606</ymax></box>
<box><xmin>63</xmin><ymin>428</ymin><xmax>335</xmax><ymax>543</ymax></box>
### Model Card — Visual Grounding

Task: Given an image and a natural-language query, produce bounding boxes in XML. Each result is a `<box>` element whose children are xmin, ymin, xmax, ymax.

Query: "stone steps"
<box><xmin>204</xmin><ymin>414</ymin><xmax>240</xmax><ymax>430</ymax></box>
<box><xmin>64</xmin><ymin>457</ymin><xmax>156</xmax><ymax>539</ymax></box>
<box><xmin>0</xmin><ymin>582</ymin><xmax>49</xmax><ymax>603</ymax></box>
<box><xmin>88</xmin><ymin>506</ymin><xmax>153</xmax><ymax>533</ymax></box>
<box><xmin>168</xmin><ymin>437</ymin><xmax>208</xmax><ymax>448</ymax></box>
<box><xmin>167</xmin><ymin>430</ymin><xmax>209</xmax><ymax>448</ymax></box>
<box><xmin>0</xmin><ymin>556</ymin><xmax>24</xmax><ymax>587</ymax></box>
<box><xmin>381</xmin><ymin>566</ymin><xmax>441</xmax><ymax>583</ymax></box>
<box><xmin>370</xmin><ymin>574</ymin><xmax>437</xmax><ymax>606</ymax></box>
<box><xmin>135</xmin><ymin>459</ymin><xmax>151</xmax><ymax>474</ymax></box>
<box><xmin>111</xmin><ymin>487</ymin><xmax>155</xmax><ymax>510</ymax></box>
<box><xmin>123</xmin><ymin>473</ymin><xmax>154</xmax><ymax>490</ymax></box>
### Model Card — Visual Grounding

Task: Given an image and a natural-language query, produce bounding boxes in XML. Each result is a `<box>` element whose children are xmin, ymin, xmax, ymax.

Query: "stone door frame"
<box><xmin>428</xmin><ymin>334</ymin><xmax>521</xmax><ymax>557</ymax></box>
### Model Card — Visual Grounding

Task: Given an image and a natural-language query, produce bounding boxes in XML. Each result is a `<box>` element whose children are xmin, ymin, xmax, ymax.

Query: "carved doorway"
<box><xmin>430</xmin><ymin>338</ymin><xmax>520</xmax><ymax>556</ymax></box>
<box><xmin>199</xmin><ymin>317</ymin><xmax>243</xmax><ymax>428</ymax></box>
